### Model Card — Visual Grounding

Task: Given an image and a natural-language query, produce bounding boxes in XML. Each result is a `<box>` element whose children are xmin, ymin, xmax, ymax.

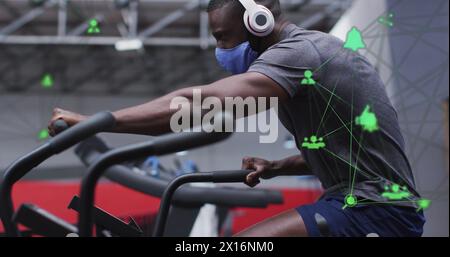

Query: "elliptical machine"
<box><xmin>74</xmin><ymin>112</ymin><xmax>267</xmax><ymax>237</ymax></box>
<box><xmin>1</xmin><ymin>112</ymin><xmax>282</xmax><ymax>237</ymax></box>
<box><xmin>74</xmin><ymin>136</ymin><xmax>283</xmax><ymax>236</ymax></box>
<box><xmin>0</xmin><ymin>112</ymin><xmax>116</xmax><ymax>237</ymax></box>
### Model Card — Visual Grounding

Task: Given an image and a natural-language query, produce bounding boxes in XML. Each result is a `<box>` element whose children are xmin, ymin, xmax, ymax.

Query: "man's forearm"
<box><xmin>270</xmin><ymin>155</ymin><xmax>312</xmax><ymax>176</ymax></box>
<box><xmin>112</xmin><ymin>87</ymin><xmax>198</xmax><ymax>136</ymax></box>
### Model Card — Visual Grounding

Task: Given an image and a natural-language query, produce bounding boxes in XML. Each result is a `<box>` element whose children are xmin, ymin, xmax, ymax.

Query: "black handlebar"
<box><xmin>77</xmin><ymin>113</ymin><xmax>234</xmax><ymax>237</ymax></box>
<box><xmin>75</xmin><ymin>138</ymin><xmax>283</xmax><ymax>208</ymax></box>
<box><xmin>152</xmin><ymin>170</ymin><xmax>253</xmax><ymax>237</ymax></box>
<box><xmin>211</xmin><ymin>170</ymin><xmax>252</xmax><ymax>183</ymax></box>
<box><xmin>49</xmin><ymin>112</ymin><xmax>115</xmax><ymax>154</ymax></box>
<box><xmin>0</xmin><ymin>111</ymin><xmax>115</xmax><ymax>237</ymax></box>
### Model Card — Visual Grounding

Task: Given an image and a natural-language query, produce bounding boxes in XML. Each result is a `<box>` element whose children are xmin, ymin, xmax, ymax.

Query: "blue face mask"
<box><xmin>215</xmin><ymin>41</ymin><xmax>259</xmax><ymax>75</ymax></box>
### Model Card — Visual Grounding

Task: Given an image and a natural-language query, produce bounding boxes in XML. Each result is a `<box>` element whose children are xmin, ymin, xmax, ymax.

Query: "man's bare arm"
<box><xmin>270</xmin><ymin>155</ymin><xmax>312</xmax><ymax>176</ymax></box>
<box><xmin>112</xmin><ymin>72</ymin><xmax>288</xmax><ymax>135</ymax></box>
<box><xmin>48</xmin><ymin>72</ymin><xmax>288</xmax><ymax>136</ymax></box>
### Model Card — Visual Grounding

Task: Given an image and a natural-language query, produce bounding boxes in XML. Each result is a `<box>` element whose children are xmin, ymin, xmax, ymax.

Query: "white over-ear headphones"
<box><xmin>238</xmin><ymin>0</ymin><xmax>275</xmax><ymax>37</ymax></box>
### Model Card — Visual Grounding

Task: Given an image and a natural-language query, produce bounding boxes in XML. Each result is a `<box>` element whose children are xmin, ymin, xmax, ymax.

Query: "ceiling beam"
<box><xmin>0</xmin><ymin>0</ymin><xmax>57</xmax><ymax>36</ymax></box>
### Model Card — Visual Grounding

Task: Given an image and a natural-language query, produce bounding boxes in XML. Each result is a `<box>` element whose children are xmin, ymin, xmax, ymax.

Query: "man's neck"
<box><xmin>259</xmin><ymin>18</ymin><xmax>292</xmax><ymax>52</ymax></box>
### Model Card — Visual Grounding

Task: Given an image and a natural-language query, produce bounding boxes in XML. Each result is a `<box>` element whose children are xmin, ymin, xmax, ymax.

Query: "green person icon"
<box><xmin>310</xmin><ymin>135</ymin><xmax>318</xmax><ymax>144</ymax></box>
<box><xmin>301</xmin><ymin>70</ymin><xmax>316</xmax><ymax>85</ymax></box>
<box><xmin>87</xmin><ymin>19</ymin><xmax>100</xmax><ymax>34</ymax></box>
<box><xmin>301</xmin><ymin>137</ymin><xmax>310</xmax><ymax>148</ymax></box>
<box><xmin>317</xmin><ymin>137</ymin><xmax>325</xmax><ymax>148</ymax></box>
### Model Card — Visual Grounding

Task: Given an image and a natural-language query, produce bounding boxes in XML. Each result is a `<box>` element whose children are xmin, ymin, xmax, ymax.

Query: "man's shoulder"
<box><xmin>256</xmin><ymin>33</ymin><xmax>322</xmax><ymax>68</ymax></box>
<box><xmin>274</xmin><ymin>26</ymin><xmax>342</xmax><ymax>52</ymax></box>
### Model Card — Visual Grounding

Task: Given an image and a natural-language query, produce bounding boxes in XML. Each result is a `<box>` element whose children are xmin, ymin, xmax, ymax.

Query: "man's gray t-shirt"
<box><xmin>248</xmin><ymin>24</ymin><xmax>420</xmax><ymax>207</ymax></box>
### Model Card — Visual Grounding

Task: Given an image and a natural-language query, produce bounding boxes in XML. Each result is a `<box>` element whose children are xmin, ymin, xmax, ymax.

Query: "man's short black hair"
<box><xmin>207</xmin><ymin>0</ymin><xmax>282</xmax><ymax>19</ymax></box>
<box><xmin>207</xmin><ymin>0</ymin><xmax>236</xmax><ymax>12</ymax></box>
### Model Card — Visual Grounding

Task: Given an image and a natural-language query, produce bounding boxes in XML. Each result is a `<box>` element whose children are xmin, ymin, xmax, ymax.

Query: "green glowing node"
<box><xmin>381</xmin><ymin>183</ymin><xmax>411</xmax><ymax>200</ymax></box>
<box><xmin>378</xmin><ymin>13</ymin><xmax>394</xmax><ymax>27</ymax></box>
<box><xmin>416</xmin><ymin>199</ymin><xmax>431</xmax><ymax>212</ymax></box>
<box><xmin>355</xmin><ymin>105</ymin><xmax>379</xmax><ymax>133</ymax></box>
<box><xmin>40</xmin><ymin>73</ymin><xmax>54</xmax><ymax>88</ymax></box>
<box><xmin>87</xmin><ymin>19</ymin><xmax>101</xmax><ymax>34</ymax></box>
<box><xmin>301</xmin><ymin>135</ymin><xmax>325</xmax><ymax>150</ymax></box>
<box><xmin>301</xmin><ymin>70</ymin><xmax>316</xmax><ymax>86</ymax></box>
<box><xmin>343</xmin><ymin>194</ymin><xmax>357</xmax><ymax>209</ymax></box>
<box><xmin>343</xmin><ymin>27</ymin><xmax>366</xmax><ymax>52</ymax></box>
<box><xmin>38</xmin><ymin>129</ymin><xmax>49</xmax><ymax>141</ymax></box>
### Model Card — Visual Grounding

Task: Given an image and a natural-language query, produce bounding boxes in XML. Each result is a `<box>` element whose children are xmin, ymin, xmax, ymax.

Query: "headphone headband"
<box><xmin>238</xmin><ymin>0</ymin><xmax>258</xmax><ymax>11</ymax></box>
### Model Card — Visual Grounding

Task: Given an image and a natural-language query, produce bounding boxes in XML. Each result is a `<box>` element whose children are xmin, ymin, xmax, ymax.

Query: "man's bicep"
<box><xmin>203</xmin><ymin>72</ymin><xmax>290</xmax><ymax>101</ymax></box>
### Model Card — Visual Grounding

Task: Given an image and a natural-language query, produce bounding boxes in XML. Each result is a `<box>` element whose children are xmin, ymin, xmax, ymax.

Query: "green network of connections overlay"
<box><xmin>296</xmin><ymin>10</ymin><xmax>436</xmax><ymax>211</ymax></box>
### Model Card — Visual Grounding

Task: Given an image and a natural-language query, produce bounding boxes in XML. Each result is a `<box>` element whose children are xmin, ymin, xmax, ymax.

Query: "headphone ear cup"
<box><xmin>243</xmin><ymin>5</ymin><xmax>275</xmax><ymax>37</ymax></box>
<box><xmin>257</xmin><ymin>6</ymin><xmax>275</xmax><ymax>36</ymax></box>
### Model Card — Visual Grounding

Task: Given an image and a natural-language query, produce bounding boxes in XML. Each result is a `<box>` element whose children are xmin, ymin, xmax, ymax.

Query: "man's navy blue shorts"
<box><xmin>296</xmin><ymin>194</ymin><xmax>426</xmax><ymax>237</ymax></box>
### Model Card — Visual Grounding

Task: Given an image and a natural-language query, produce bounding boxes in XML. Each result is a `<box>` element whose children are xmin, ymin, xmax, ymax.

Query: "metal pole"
<box><xmin>128</xmin><ymin>0</ymin><xmax>139</xmax><ymax>38</ymax></box>
<box><xmin>57</xmin><ymin>0</ymin><xmax>67</xmax><ymax>36</ymax></box>
<box><xmin>199</xmin><ymin>0</ymin><xmax>210</xmax><ymax>50</ymax></box>
<box><xmin>138</xmin><ymin>0</ymin><xmax>200</xmax><ymax>38</ymax></box>
<box><xmin>0</xmin><ymin>0</ymin><xmax>57</xmax><ymax>36</ymax></box>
